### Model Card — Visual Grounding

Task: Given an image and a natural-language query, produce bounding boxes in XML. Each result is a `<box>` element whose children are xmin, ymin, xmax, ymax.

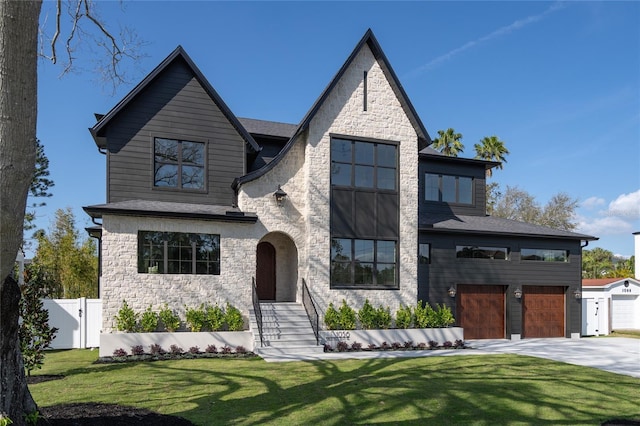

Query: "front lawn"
<box><xmin>30</xmin><ymin>349</ymin><xmax>640</xmax><ymax>425</ymax></box>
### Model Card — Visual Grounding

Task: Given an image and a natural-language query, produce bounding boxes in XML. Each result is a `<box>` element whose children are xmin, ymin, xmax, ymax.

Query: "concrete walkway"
<box><xmin>261</xmin><ymin>337</ymin><xmax>640</xmax><ymax>378</ymax></box>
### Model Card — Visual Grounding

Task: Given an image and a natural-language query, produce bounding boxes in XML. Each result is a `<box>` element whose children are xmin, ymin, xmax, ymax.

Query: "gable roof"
<box><xmin>238</xmin><ymin>117</ymin><xmax>297</xmax><ymax>139</ymax></box>
<box><xmin>233</xmin><ymin>29</ymin><xmax>431</xmax><ymax>190</ymax></box>
<box><xmin>89</xmin><ymin>46</ymin><xmax>261</xmax><ymax>153</ymax></box>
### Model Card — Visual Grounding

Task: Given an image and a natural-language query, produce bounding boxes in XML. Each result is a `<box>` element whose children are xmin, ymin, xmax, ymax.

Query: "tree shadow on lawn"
<box><xmin>151</xmin><ymin>354</ymin><xmax>640</xmax><ymax>425</ymax></box>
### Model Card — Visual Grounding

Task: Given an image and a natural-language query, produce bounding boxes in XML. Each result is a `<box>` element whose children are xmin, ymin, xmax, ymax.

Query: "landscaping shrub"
<box><xmin>375</xmin><ymin>305</ymin><xmax>392</xmax><ymax>329</ymax></box>
<box><xmin>338</xmin><ymin>300</ymin><xmax>356</xmax><ymax>330</ymax></box>
<box><xmin>220</xmin><ymin>345</ymin><xmax>232</xmax><ymax>354</ymax></box>
<box><xmin>404</xmin><ymin>341</ymin><xmax>413</xmax><ymax>349</ymax></box>
<box><xmin>205</xmin><ymin>304</ymin><xmax>225</xmax><ymax>331</ymax></box>
<box><xmin>140</xmin><ymin>305</ymin><xmax>158</xmax><ymax>332</ymax></box>
<box><xmin>358</xmin><ymin>299</ymin><xmax>377</xmax><ymax>329</ymax></box>
<box><xmin>442</xmin><ymin>341</ymin><xmax>453</xmax><ymax>348</ymax></box>
<box><xmin>188</xmin><ymin>346</ymin><xmax>200</xmax><ymax>354</ymax></box>
<box><xmin>395</xmin><ymin>304</ymin><xmax>413</xmax><ymax>329</ymax></box>
<box><xmin>115</xmin><ymin>300</ymin><xmax>139</xmax><ymax>332</ymax></box>
<box><xmin>131</xmin><ymin>345</ymin><xmax>144</xmax><ymax>356</ymax></box>
<box><xmin>323</xmin><ymin>343</ymin><xmax>333</xmax><ymax>352</ymax></box>
<box><xmin>391</xmin><ymin>342</ymin><xmax>402</xmax><ymax>350</ymax></box>
<box><xmin>235</xmin><ymin>346</ymin><xmax>247</xmax><ymax>354</ymax></box>
<box><xmin>224</xmin><ymin>303</ymin><xmax>244</xmax><ymax>331</ymax></box>
<box><xmin>336</xmin><ymin>341</ymin><xmax>349</xmax><ymax>352</ymax></box>
<box><xmin>454</xmin><ymin>339</ymin><xmax>465</xmax><ymax>349</ymax></box>
<box><xmin>205</xmin><ymin>344</ymin><xmax>217</xmax><ymax>354</ymax></box>
<box><xmin>169</xmin><ymin>344</ymin><xmax>183</xmax><ymax>355</ymax></box>
<box><xmin>185</xmin><ymin>304</ymin><xmax>207</xmax><ymax>332</ymax></box>
<box><xmin>159</xmin><ymin>304</ymin><xmax>181</xmax><ymax>332</ymax></box>
<box><xmin>113</xmin><ymin>348</ymin><xmax>127</xmax><ymax>357</ymax></box>
<box><xmin>149</xmin><ymin>344</ymin><xmax>165</xmax><ymax>355</ymax></box>
<box><xmin>414</xmin><ymin>301</ymin><xmax>437</xmax><ymax>328</ymax></box>
<box><xmin>428</xmin><ymin>340</ymin><xmax>439</xmax><ymax>349</ymax></box>
<box><xmin>324</xmin><ymin>303</ymin><xmax>340</xmax><ymax>330</ymax></box>
<box><xmin>351</xmin><ymin>341</ymin><xmax>362</xmax><ymax>351</ymax></box>
<box><xmin>434</xmin><ymin>304</ymin><xmax>455</xmax><ymax>327</ymax></box>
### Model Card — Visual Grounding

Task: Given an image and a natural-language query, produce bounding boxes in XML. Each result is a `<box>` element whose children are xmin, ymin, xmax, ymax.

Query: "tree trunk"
<box><xmin>0</xmin><ymin>0</ymin><xmax>43</xmax><ymax>422</ymax></box>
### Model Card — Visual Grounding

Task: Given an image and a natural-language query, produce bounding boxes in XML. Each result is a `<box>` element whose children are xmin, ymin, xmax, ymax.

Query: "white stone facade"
<box><xmin>238</xmin><ymin>44</ymin><xmax>419</xmax><ymax>317</ymax></box>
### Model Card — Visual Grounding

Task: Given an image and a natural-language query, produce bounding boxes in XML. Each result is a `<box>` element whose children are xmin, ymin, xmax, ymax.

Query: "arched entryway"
<box><xmin>255</xmin><ymin>232</ymin><xmax>298</xmax><ymax>302</ymax></box>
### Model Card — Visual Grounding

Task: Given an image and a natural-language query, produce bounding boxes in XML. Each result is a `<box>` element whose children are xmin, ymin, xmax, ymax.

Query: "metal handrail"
<box><xmin>302</xmin><ymin>278</ymin><xmax>320</xmax><ymax>345</ymax></box>
<box><xmin>251</xmin><ymin>277</ymin><xmax>264</xmax><ymax>347</ymax></box>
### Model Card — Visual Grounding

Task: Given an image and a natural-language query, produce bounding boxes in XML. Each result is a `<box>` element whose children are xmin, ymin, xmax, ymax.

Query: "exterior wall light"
<box><xmin>447</xmin><ymin>286</ymin><xmax>457</xmax><ymax>297</ymax></box>
<box><xmin>273</xmin><ymin>185</ymin><xmax>287</xmax><ymax>206</ymax></box>
<box><xmin>573</xmin><ymin>289</ymin><xmax>582</xmax><ymax>299</ymax></box>
<box><xmin>513</xmin><ymin>288</ymin><xmax>523</xmax><ymax>299</ymax></box>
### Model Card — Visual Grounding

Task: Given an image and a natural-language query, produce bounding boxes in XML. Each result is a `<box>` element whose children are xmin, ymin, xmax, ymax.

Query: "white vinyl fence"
<box><xmin>43</xmin><ymin>298</ymin><xmax>102</xmax><ymax>349</ymax></box>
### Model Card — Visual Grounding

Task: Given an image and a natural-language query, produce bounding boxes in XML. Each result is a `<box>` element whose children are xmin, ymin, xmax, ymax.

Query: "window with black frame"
<box><xmin>154</xmin><ymin>138</ymin><xmax>205</xmax><ymax>190</ymax></box>
<box><xmin>138</xmin><ymin>231</ymin><xmax>220</xmax><ymax>274</ymax></box>
<box><xmin>456</xmin><ymin>245</ymin><xmax>509</xmax><ymax>260</ymax></box>
<box><xmin>330</xmin><ymin>137</ymin><xmax>399</xmax><ymax>289</ymax></box>
<box><xmin>425</xmin><ymin>173</ymin><xmax>472</xmax><ymax>204</ymax></box>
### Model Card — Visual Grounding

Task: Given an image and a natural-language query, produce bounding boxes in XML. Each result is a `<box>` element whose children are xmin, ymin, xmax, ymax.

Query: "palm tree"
<box><xmin>474</xmin><ymin>135</ymin><xmax>509</xmax><ymax>177</ymax></box>
<box><xmin>432</xmin><ymin>128</ymin><xmax>464</xmax><ymax>157</ymax></box>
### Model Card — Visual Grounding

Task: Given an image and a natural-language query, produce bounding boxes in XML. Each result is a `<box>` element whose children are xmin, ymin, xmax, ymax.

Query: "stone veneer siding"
<box><xmin>100</xmin><ymin>214</ymin><xmax>259</xmax><ymax>333</ymax></box>
<box><xmin>238</xmin><ymin>44</ymin><xmax>419</xmax><ymax>322</ymax></box>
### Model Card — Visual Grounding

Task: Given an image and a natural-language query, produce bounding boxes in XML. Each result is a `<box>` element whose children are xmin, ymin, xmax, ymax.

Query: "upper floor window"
<box><xmin>419</xmin><ymin>243</ymin><xmax>431</xmax><ymax>264</ymax></box>
<box><xmin>425</xmin><ymin>173</ymin><xmax>472</xmax><ymax>204</ymax></box>
<box><xmin>457</xmin><ymin>246</ymin><xmax>509</xmax><ymax>260</ymax></box>
<box><xmin>331</xmin><ymin>138</ymin><xmax>397</xmax><ymax>191</ymax></box>
<box><xmin>154</xmin><ymin>138</ymin><xmax>205</xmax><ymax>190</ymax></box>
<box><xmin>521</xmin><ymin>248</ymin><xmax>569</xmax><ymax>262</ymax></box>
<box><xmin>138</xmin><ymin>231</ymin><xmax>220</xmax><ymax>274</ymax></box>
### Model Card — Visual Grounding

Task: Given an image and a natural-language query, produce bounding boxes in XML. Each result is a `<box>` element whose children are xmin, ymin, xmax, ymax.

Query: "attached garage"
<box><xmin>522</xmin><ymin>286</ymin><xmax>565</xmax><ymax>338</ymax></box>
<box><xmin>457</xmin><ymin>285</ymin><xmax>505</xmax><ymax>339</ymax></box>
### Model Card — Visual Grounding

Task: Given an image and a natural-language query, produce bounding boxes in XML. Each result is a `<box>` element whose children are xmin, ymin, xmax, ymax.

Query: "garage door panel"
<box><xmin>612</xmin><ymin>295</ymin><xmax>637</xmax><ymax>329</ymax></box>
<box><xmin>523</xmin><ymin>286</ymin><xmax>565</xmax><ymax>338</ymax></box>
<box><xmin>457</xmin><ymin>285</ymin><xmax>505</xmax><ymax>339</ymax></box>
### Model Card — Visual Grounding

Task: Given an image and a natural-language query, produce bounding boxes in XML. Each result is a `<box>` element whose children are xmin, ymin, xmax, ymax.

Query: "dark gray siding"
<box><xmin>105</xmin><ymin>58</ymin><xmax>245</xmax><ymax>205</ymax></box>
<box><xmin>419</xmin><ymin>232</ymin><xmax>583</xmax><ymax>337</ymax></box>
<box><xmin>419</xmin><ymin>160</ymin><xmax>486</xmax><ymax>217</ymax></box>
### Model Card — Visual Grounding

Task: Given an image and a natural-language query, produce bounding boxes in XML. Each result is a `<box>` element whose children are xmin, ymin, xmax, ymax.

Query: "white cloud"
<box><xmin>608</xmin><ymin>189</ymin><xmax>640</xmax><ymax>219</ymax></box>
<box><xmin>576</xmin><ymin>215</ymin><xmax>634</xmax><ymax>236</ymax></box>
<box><xmin>581</xmin><ymin>196</ymin><xmax>605</xmax><ymax>210</ymax></box>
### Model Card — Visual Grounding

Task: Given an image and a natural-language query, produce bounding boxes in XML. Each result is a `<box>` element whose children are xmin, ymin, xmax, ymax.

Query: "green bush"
<box><xmin>159</xmin><ymin>304</ymin><xmax>181</xmax><ymax>332</ymax></box>
<box><xmin>434</xmin><ymin>304</ymin><xmax>455</xmax><ymax>327</ymax></box>
<box><xmin>375</xmin><ymin>305</ymin><xmax>392</xmax><ymax>329</ymax></box>
<box><xmin>224</xmin><ymin>303</ymin><xmax>244</xmax><ymax>331</ymax></box>
<box><xmin>395</xmin><ymin>304</ymin><xmax>413</xmax><ymax>329</ymax></box>
<box><xmin>205</xmin><ymin>304</ymin><xmax>225</xmax><ymax>331</ymax></box>
<box><xmin>140</xmin><ymin>305</ymin><xmax>158</xmax><ymax>332</ymax></box>
<box><xmin>324</xmin><ymin>303</ymin><xmax>340</xmax><ymax>330</ymax></box>
<box><xmin>357</xmin><ymin>299</ymin><xmax>377</xmax><ymax>329</ymax></box>
<box><xmin>414</xmin><ymin>301</ymin><xmax>437</xmax><ymax>328</ymax></box>
<box><xmin>185</xmin><ymin>304</ymin><xmax>207</xmax><ymax>332</ymax></box>
<box><xmin>115</xmin><ymin>300</ymin><xmax>139</xmax><ymax>332</ymax></box>
<box><xmin>338</xmin><ymin>300</ymin><xmax>356</xmax><ymax>330</ymax></box>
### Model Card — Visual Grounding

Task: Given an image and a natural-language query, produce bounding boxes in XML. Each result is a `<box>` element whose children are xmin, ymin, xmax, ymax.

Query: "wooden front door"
<box><xmin>457</xmin><ymin>285</ymin><xmax>505</xmax><ymax>339</ymax></box>
<box><xmin>256</xmin><ymin>242</ymin><xmax>276</xmax><ymax>300</ymax></box>
<box><xmin>523</xmin><ymin>286</ymin><xmax>565</xmax><ymax>338</ymax></box>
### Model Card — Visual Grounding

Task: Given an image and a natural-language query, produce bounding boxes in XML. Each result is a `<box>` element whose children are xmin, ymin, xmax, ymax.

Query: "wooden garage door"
<box><xmin>523</xmin><ymin>286</ymin><xmax>565</xmax><ymax>338</ymax></box>
<box><xmin>457</xmin><ymin>285</ymin><xmax>505</xmax><ymax>339</ymax></box>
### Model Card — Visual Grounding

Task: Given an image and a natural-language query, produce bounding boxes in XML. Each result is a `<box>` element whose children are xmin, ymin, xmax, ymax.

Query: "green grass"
<box><xmin>30</xmin><ymin>350</ymin><xmax>640</xmax><ymax>425</ymax></box>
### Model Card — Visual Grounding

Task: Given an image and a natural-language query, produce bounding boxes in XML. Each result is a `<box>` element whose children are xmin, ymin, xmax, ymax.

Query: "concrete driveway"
<box><xmin>468</xmin><ymin>337</ymin><xmax>640</xmax><ymax>378</ymax></box>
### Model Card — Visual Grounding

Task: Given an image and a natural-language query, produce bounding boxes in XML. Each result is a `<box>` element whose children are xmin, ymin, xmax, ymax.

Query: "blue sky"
<box><xmin>33</xmin><ymin>1</ymin><xmax>639</xmax><ymax>258</ymax></box>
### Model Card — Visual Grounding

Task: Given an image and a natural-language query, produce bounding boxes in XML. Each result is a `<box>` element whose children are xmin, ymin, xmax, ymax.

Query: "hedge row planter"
<box><xmin>99</xmin><ymin>331</ymin><xmax>254</xmax><ymax>357</ymax></box>
<box><xmin>319</xmin><ymin>327</ymin><xmax>464</xmax><ymax>348</ymax></box>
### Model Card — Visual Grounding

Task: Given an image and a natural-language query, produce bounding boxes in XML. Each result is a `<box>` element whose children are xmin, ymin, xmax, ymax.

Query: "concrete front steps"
<box><xmin>249</xmin><ymin>302</ymin><xmax>324</xmax><ymax>361</ymax></box>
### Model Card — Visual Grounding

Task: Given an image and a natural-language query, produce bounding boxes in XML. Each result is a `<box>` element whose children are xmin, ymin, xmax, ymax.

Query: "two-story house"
<box><xmin>84</xmin><ymin>29</ymin><xmax>596</xmax><ymax>343</ymax></box>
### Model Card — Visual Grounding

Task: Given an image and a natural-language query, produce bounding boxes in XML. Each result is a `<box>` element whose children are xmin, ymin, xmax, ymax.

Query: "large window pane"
<box><xmin>331</xmin><ymin>139</ymin><xmax>352</xmax><ymax>163</ymax></box>
<box><xmin>331</xmin><ymin>163</ymin><xmax>351</xmax><ymax>186</ymax></box>
<box><xmin>155</xmin><ymin>164</ymin><xmax>178</xmax><ymax>187</ymax></box>
<box><xmin>425</xmin><ymin>173</ymin><xmax>439</xmax><ymax>201</ymax></box>
<box><xmin>355</xmin><ymin>142</ymin><xmax>374</xmax><ymax>165</ymax></box>
<box><xmin>457</xmin><ymin>246</ymin><xmax>509</xmax><ymax>260</ymax></box>
<box><xmin>442</xmin><ymin>175</ymin><xmax>456</xmax><ymax>202</ymax></box>
<box><xmin>521</xmin><ymin>248</ymin><xmax>568</xmax><ymax>262</ymax></box>
<box><xmin>354</xmin><ymin>165</ymin><xmax>374</xmax><ymax>188</ymax></box>
<box><xmin>354</xmin><ymin>262</ymin><xmax>374</xmax><ymax>284</ymax></box>
<box><xmin>139</xmin><ymin>231</ymin><xmax>219</xmax><ymax>275</ymax></box>
<box><xmin>331</xmin><ymin>238</ymin><xmax>352</xmax><ymax>262</ymax></box>
<box><xmin>155</xmin><ymin>138</ymin><xmax>178</xmax><ymax>162</ymax></box>
<box><xmin>377</xmin><ymin>264</ymin><xmax>396</xmax><ymax>286</ymax></box>
<box><xmin>181</xmin><ymin>165</ymin><xmax>204</xmax><ymax>189</ymax></box>
<box><xmin>459</xmin><ymin>176</ymin><xmax>473</xmax><ymax>204</ymax></box>
<box><xmin>377</xmin><ymin>241</ymin><xmax>396</xmax><ymax>263</ymax></box>
<box><xmin>378</xmin><ymin>167</ymin><xmax>396</xmax><ymax>190</ymax></box>
<box><xmin>377</xmin><ymin>144</ymin><xmax>396</xmax><ymax>168</ymax></box>
<box><xmin>354</xmin><ymin>240</ymin><xmax>374</xmax><ymax>262</ymax></box>
<box><xmin>182</xmin><ymin>141</ymin><xmax>204</xmax><ymax>165</ymax></box>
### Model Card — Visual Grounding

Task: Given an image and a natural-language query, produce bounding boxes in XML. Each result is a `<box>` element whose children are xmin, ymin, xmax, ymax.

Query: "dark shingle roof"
<box><xmin>83</xmin><ymin>200</ymin><xmax>257</xmax><ymax>223</ymax></box>
<box><xmin>238</xmin><ymin>117</ymin><xmax>296</xmax><ymax>139</ymax></box>
<box><xmin>420</xmin><ymin>214</ymin><xmax>597</xmax><ymax>241</ymax></box>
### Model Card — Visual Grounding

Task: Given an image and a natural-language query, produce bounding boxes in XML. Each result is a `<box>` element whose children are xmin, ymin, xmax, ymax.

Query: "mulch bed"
<box><xmin>37</xmin><ymin>403</ymin><xmax>195</xmax><ymax>425</ymax></box>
